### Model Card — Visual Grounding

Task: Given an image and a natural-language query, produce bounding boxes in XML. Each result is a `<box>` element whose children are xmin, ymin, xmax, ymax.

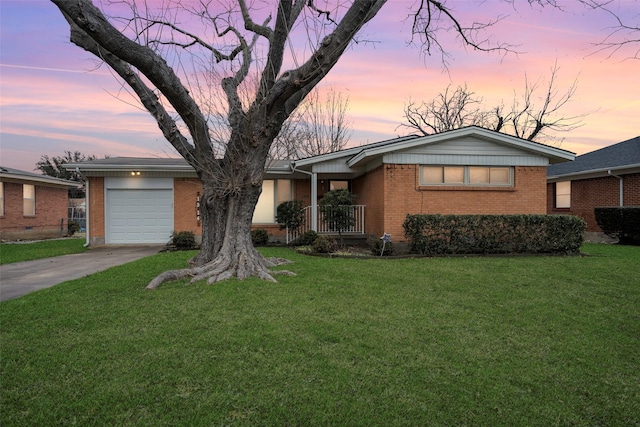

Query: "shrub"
<box><xmin>68</xmin><ymin>220</ymin><xmax>81</xmax><ymax>236</ymax></box>
<box><xmin>371</xmin><ymin>239</ymin><xmax>394</xmax><ymax>256</ymax></box>
<box><xmin>319</xmin><ymin>189</ymin><xmax>355</xmax><ymax>246</ymax></box>
<box><xmin>403</xmin><ymin>214</ymin><xmax>585</xmax><ymax>255</ymax></box>
<box><xmin>312</xmin><ymin>235</ymin><xmax>338</xmax><ymax>253</ymax></box>
<box><xmin>276</xmin><ymin>200</ymin><xmax>305</xmax><ymax>231</ymax></box>
<box><xmin>595</xmin><ymin>206</ymin><xmax>640</xmax><ymax>245</ymax></box>
<box><xmin>297</xmin><ymin>230</ymin><xmax>318</xmax><ymax>246</ymax></box>
<box><xmin>251</xmin><ymin>228</ymin><xmax>269</xmax><ymax>246</ymax></box>
<box><xmin>171</xmin><ymin>231</ymin><xmax>197</xmax><ymax>250</ymax></box>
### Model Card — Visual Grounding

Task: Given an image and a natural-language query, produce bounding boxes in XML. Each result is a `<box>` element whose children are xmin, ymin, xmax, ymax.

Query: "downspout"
<box><xmin>608</xmin><ymin>170</ymin><xmax>624</xmax><ymax>206</ymax></box>
<box><xmin>291</xmin><ymin>164</ymin><xmax>318</xmax><ymax>231</ymax></box>
<box><xmin>77</xmin><ymin>167</ymin><xmax>90</xmax><ymax>247</ymax></box>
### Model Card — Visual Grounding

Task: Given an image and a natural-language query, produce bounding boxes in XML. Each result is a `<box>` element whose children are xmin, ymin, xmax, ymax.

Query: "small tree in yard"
<box><xmin>276</xmin><ymin>200</ymin><xmax>305</xmax><ymax>242</ymax></box>
<box><xmin>319</xmin><ymin>189</ymin><xmax>355</xmax><ymax>247</ymax></box>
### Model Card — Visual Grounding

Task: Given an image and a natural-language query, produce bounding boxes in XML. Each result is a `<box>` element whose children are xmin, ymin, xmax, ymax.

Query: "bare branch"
<box><xmin>591</xmin><ymin>4</ymin><xmax>640</xmax><ymax>60</ymax></box>
<box><xmin>399</xmin><ymin>63</ymin><xmax>585</xmax><ymax>144</ymax></box>
<box><xmin>408</xmin><ymin>0</ymin><xmax>515</xmax><ymax>67</ymax></box>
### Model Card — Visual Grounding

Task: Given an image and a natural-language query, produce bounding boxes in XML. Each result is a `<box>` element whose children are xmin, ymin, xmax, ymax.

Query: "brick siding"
<box><xmin>353</xmin><ymin>166</ymin><xmax>385</xmax><ymax>239</ymax></box>
<box><xmin>547</xmin><ymin>172</ymin><xmax>640</xmax><ymax>231</ymax></box>
<box><xmin>173</xmin><ymin>178</ymin><xmax>203</xmax><ymax>236</ymax></box>
<box><xmin>0</xmin><ymin>182</ymin><xmax>69</xmax><ymax>240</ymax></box>
<box><xmin>379</xmin><ymin>165</ymin><xmax>547</xmax><ymax>241</ymax></box>
<box><xmin>87</xmin><ymin>177</ymin><xmax>105</xmax><ymax>245</ymax></box>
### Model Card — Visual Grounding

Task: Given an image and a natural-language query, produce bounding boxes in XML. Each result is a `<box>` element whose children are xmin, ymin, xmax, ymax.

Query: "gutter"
<box><xmin>608</xmin><ymin>170</ymin><xmax>624</xmax><ymax>207</ymax></box>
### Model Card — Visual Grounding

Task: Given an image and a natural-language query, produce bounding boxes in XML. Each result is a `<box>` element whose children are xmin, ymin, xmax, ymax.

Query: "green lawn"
<box><xmin>1</xmin><ymin>244</ymin><xmax>638</xmax><ymax>426</ymax></box>
<box><xmin>0</xmin><ymin>238</ymin><xmax>87</xmax><ymax>264</ymax></box>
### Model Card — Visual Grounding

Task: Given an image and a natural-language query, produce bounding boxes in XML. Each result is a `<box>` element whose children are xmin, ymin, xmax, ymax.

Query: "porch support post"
<box><xmin>311</xmin><ymin>172</ymin><xmax>318</xmax><ymax>232</ymax></box>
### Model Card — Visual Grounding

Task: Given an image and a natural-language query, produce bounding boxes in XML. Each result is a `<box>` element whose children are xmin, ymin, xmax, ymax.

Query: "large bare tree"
<box><xmin>50</xmin><ymin>0</ymin><xmax>631</xmax><ymax>288</ymax></box>
<box><xmin>399</xmin><ymin>63</ymin><xmax>584</xmax><ymax>142</ymax></box>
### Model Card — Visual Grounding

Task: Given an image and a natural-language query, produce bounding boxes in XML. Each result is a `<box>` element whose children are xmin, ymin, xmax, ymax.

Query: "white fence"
<box><xmin>286</xmin><ymin>205</ymin><xmax>365</xmax><ymax>244</ymax></box>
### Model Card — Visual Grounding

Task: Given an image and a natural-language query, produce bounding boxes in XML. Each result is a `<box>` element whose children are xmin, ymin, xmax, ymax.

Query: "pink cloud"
<box><xmin>1</xmin><ymin>0</ymin><xmax>638</xmax><ymax>173</ymax></box>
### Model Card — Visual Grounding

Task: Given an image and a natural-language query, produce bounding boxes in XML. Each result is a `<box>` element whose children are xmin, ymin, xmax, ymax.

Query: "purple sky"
<box><xmin>1</xmin><ymin>1</ymin><xmax>638</xmax><ymax>173</ymax></box>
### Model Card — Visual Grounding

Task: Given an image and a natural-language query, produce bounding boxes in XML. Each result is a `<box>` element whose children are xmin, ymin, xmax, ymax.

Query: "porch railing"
<box><xmin>286</xmin><ymin>205</ymin><xmax>365</xmax><ymax>244</ymax></box>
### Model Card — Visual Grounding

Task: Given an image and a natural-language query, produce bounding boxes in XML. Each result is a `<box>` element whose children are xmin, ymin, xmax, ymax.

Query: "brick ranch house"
<box><xmin>0</xmin><ymin>166</ymin><xmax>82</xmax><ymax>240</ymax></box>
<box><xmin>547</xmin><ymin>136</ymin><xmax>640</xmax><ymax>234</ymax></box>
<box><xmin>67</xmin><ymin>126</ymin><xmax>574</xmax><ymax>246</ymax></box>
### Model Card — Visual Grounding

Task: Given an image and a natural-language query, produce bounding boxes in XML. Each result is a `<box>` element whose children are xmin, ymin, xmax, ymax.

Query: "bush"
<box><xmin>319</xmin><ymin>189</ymin><xmax>355</xmax><ymax>246</ymax></box>
<box><xmin>371</xmin><ymin>239</ymin><xmax>394</xmax><ymax>256</ymax></box>
<box><xmin>297</xmin><ymin>230</ymin><xmax>318</xmax><ymax>246</ymax></box>
<box><xmin>251</xmin><ymin>228</ymin><xmax>269</xmax><ymax>246</ymax></box>
<box><xmin>312</xmin><ymin>235</ymin><xmax>338</xmax><ymax>253</ymax></box>
<box><xmin>595</xmin><ymin>206</ymin><xmax>640</xmax><ymax>245</ymax></box>
<box><xmin>276</xmin><ymin>200</ymin><xmax>305</xmax><ymax>231</ymax></box>
<box><xmin>403</xmin><ymin>214</ymin><xmax>585</xmax><ymax>255</ymax></box>
<box><xmin>171</xmin><ymin>231</ymin><xmax>197</xmax><ymax>250</ymax></box>
<box><xmin>68</xmin><ymin>220</ymin><xmax>81</xmax><ymax>236</ymax></box>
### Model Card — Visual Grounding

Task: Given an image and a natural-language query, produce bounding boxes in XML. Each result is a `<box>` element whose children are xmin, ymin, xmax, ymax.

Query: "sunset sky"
<box><xmin>1</xmin><ymin>0</ymin><xmax>638</xmax><ymax>173</ymax></box>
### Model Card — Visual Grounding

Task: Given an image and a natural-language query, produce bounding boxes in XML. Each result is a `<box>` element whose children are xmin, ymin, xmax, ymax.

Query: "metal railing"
<box><xmin>286</xmin><ymin>205</ymin><xmax>365</xmax><ymax>244</ymax></box>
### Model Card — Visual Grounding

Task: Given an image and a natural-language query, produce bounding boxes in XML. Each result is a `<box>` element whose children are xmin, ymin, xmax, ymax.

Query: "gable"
<box><xmin>346</xmin><ymin>127</ymin><xmax>573</xmax><ymax>169</ymax></box>
<box><xmin>384</xmin><ymin>135</ymin><xmax>549</xmax><ymax>166</ymax></box>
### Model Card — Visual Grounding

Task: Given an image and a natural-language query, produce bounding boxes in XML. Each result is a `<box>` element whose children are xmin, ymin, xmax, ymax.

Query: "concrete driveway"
<box><xmin>0</xmin><ymin>246</ymin><xmax>162</xmax><ymax>302</ymax></box>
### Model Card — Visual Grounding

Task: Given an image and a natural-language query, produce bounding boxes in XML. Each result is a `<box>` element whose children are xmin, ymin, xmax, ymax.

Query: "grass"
<box><xmin>0</xmin><ymin>238</ymin><xmax>87</xmax><ymax>264</ymax></box>
<box><xmin>1</xmin><ymin>244</ymin><xmax>639</xmax><ymax>426</ymax></box>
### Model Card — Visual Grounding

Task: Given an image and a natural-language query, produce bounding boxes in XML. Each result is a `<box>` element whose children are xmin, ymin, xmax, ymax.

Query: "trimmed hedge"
<box><xmin>170</xmin><ymin>231</ymin><xmax>197</xmax><ymax>250</ymax></box>
<box><xmin>312</xmin><ymin>235</ymin><xmax>338</xmax><ymax>253</ymax></box>
<box><xmin>251</xmin><ymin>228</ymin><xmax>269</xmax><ymax>246</ymax></box>
<box><xmin>403</xmin><ymin>214</ymin><xmax>585</xmax><ymax>255</ymax></box>
<box><xmin>595</xmin><ymin>206</ymin><xmax>640</xmax><ymax>245</ymax></box>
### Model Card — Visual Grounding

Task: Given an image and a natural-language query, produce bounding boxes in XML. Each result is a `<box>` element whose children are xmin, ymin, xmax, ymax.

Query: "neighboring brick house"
<box><xmin>68</xmin><ymin>126</ymin><xmax>574</xmax><ymax>246</ymax></box>
<box><xmin>0</xmin><ymin>167</ymin><xmax>82</xmax><ymax>240</ymax></box>
<box><xmin>547</xmin><ymin>136</ymin><xmax>640</xmax><ymax>233</ymax></box>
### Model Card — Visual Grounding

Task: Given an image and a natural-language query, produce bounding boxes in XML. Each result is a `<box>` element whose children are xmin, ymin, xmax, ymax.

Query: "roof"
<box><xmin>294</xmin><ymin>126</ymin><xmax>575</xmax><ymax>171</ymax></box>
<box><xmin>547</xmin><ymin>136</ymin><xmax>640</xmax><ymax>181</ymax></box>
<box><xmin>65</xmin><ymin>157</ymin><xmax>294</xmax><ymax>178</ymax></box>
<box><xmin>0</xmin><ymin>166</ymin><xmax>82</xmax><ymax>188</ymax></box>
<box><xmin>67</xmin><ymin>127</ymin><xmax>576</xmax><ymax>178</ymax></box>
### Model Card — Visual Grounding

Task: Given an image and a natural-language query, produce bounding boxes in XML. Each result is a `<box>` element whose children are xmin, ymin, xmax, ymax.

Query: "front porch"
<box><xmin>286</xmin><ymin>205</ymin><xmax>366</xmax><ymax>244</ymax></box>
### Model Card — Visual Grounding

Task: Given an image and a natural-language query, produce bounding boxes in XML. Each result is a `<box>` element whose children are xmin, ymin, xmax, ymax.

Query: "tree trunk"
<box><xmin>147</xmin><ymin>172</ymin><xmax>293</xmax><ymax>289</ymax></box>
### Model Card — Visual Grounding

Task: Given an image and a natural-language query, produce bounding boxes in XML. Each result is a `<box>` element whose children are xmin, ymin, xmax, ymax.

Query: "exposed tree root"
<box><xmin>146</xmin><ymin>255</ymin><xmax>295</xmax><ymax>290</ymax></box>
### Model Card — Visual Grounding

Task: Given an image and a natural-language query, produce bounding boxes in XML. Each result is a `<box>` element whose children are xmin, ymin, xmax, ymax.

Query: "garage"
<box><xmin>105</xmin><ymin>177</ymin><xmax>174</xmax><ymax>244</ymax></box>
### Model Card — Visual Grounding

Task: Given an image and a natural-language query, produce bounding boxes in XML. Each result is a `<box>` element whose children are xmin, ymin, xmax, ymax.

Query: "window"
<box><xmin>23</xmin><ymin>184</ymin><xmax>36</xmax><ymax>215</ymax></box>
<box><xmin>253</xmin><ymin>179</ymin><xmax>293</xmax><ymax>223</ymax></box>
<box><xmin>555</xmin><ymin>181</ymin><xmax>571</xmax><ymax>208</ymax></box>
<box><xmin>0</xmin><ymin>182</ymin><xmax>4</xmax><ymax>216</ymax></box>
<box><xmin>420</xmin><ymin>166</ymin><xmax>512</xmax><ymax>186</ymax></box>
<box><xmin>329</xmin><ymin>180</ymin><xmax>350</xmax><ymax>191</ymax></box>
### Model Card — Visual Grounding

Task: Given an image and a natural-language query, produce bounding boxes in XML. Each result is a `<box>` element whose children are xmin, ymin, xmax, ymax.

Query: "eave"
<box><xmin>547</xmin><ymin>163</ymin><xmax>640</xmax><ymax>182</ymax></box>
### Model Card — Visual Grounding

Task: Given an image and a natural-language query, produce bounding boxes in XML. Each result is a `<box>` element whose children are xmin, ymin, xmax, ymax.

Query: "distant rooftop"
<box><xmin>0</xmin><ymin>166</ymin><xmax>81</xmax><ymax>187</ymax></box>
<box><xmin>547</xmin><ymin>136</ymin><xmax>640</xmax><ymax>178</ymax></box>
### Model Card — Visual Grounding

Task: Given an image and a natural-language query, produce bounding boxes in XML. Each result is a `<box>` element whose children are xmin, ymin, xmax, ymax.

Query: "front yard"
<box><xmin>0</xmin><ymin>237</ymin><xmax>86</xmax><ymax>264</ymax></box>
<box><xmin>1</xmin><ymin>244</ymin><xmax>638</xmax><ymax>426</ymax></box>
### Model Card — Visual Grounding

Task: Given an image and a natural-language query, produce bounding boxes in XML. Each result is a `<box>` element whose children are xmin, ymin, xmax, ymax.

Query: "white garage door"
<box><xmin>106</xmin><ymin>189</ymin><xmax>173</xmax><ymax>244</ymax></box>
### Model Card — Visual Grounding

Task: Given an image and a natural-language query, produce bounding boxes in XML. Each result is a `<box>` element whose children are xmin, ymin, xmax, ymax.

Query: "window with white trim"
<box><xmin>420</xmin><ymin>166</ymin><xmax>513</xmax><ymax>186</ymax></box>
<box><xmin>253</xmin><ymin>179</ymin><xmax>293</xmax><ymax>223</ymax></box>
<box><xmin>0</xmin><ymin>182</ymin><xmax>4</xmax><ymax>216</ymax></box>
<box><xmin>555</xmin><ymin>181</ymin><xmax>571</xmax><ymax>208</ymax></box>
<box><xmin>23</xmin><ymin>184</ymin><xmax>35</xmax><ymax>216</ymax></box>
